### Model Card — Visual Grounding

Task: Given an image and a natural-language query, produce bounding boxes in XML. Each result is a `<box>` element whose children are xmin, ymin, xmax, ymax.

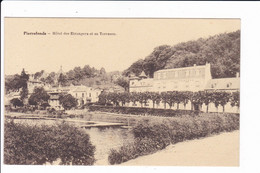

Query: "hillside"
<box><xmin>123</xmin><ymin>30</ymin><xmax>240</xmax><ymax>79</ymax></box>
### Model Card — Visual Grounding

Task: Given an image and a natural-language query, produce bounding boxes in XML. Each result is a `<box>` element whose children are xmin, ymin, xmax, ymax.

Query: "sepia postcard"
<box><xmin>3</xmin><ymin>17</ymin><xmax>240</xmax><ymax>167</ymax></box>
<box><xmin>2</xmin><ymin>2</ymin><xmax>260</xmax><ymax>173</ymax></box>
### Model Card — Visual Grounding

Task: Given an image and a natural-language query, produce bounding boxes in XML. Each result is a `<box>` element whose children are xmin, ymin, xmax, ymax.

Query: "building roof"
<box><xmin>139</xmin><ymin>71</ymin><xmax>148</xmax><ymax>78</ymax></box>
<box><xmin>72</xmin><ymin>85</ymin><xmax>92</xmax><ymax>92</ymax></box>
<box><xmin>205</xmin><ymin>77</ymin><xmax>240</xmax><ymax>90</ymax></box>
<box><xmin>155</xmin><ymin>64</ymin><xmax>207</xmax><ymax>73</ymax></box>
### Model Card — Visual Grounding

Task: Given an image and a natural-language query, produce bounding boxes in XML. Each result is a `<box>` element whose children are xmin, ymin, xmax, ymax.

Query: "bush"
<box><xmin>4</xmin><ymin>120</ymin><xmax>96</xmax><ymax>165</ymax></box>
<box><xmin>89</xmin><ymin>105</ymin><xmax>200</xmax><ymax>117</ymax></box>
<box><xmin>108</xmin><ymin>113</ymin><xmax>239</xmax><ymax>165</ymax></box>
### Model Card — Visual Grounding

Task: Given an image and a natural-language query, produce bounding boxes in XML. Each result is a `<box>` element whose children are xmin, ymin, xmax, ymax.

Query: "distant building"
<box><xmin>47</xmin><ymin>84</ymin><xmax>102</xmax><ymax>109</ymax></box>
<box><xmin>130</xmin><ymin>63</ymin><xmax>215</xmax><ymax>92</ymax></box>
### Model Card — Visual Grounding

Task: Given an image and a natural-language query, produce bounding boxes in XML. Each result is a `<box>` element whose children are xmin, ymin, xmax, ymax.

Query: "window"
<box><xmin>158</xmin><ymin>73</ymin><xmax>161</xmax><ymax>79</ymax></box>
<box><xmin>175</xmin><ymin>72</ymin><xmax>178</xmax><ymax>77</ymax></box>
<box><xmin>211</xmin><ymin>83</ymin><xmax>216</xmax><ymax>88</ymax></box>
<box><xmin>89</xmin><ymin>93</ymin><xmax>91</xmax><ymax>97</ymax></box>
<box><xmin>195</xmin><ymin>81</ymin><xmax>200</xmax><ymax>87</ymax></box>
<box><xmin>163</xmin><ymin>73</ymin><xmax>167</xmax><ymax>79</ymax></box>
<box><xmin>76</xmin><ymin>93</ymin><xmax>78</xmax><ymax>97</ymax></box>
<box><xmin>82</xmin><ymin>93</ymin><xmax>84</xmax><ymax>98</ymax></box>
<box><xmin>227</xmin><ymin>83</ymin><xmax>232</xmax><ymax>88</ymax></box>
<box><xmin>196</xmin><ymin>70</ymin><xmax>200</xmax><ymax>76</ymax></box>
<box><xmin>131</xmin><ymin>81</ymin><xmax>135</xmax><ymax>85</ymax></box>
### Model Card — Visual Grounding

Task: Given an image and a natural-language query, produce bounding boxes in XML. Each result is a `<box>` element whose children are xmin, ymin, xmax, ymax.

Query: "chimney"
<box><xmin>194</xmin><ymin>64</ymin><xmax>196</xmax><ymax>67</ymax></box>
<box><xmin>236</xmin><ymin>72</ymin><xmax>239</xmax><ymax>78</ymax></box>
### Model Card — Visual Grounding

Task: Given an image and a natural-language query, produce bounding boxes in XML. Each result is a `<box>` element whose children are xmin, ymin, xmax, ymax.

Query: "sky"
<box><xmin>4</xmin><ymin>18</ymin><xmax>240</xmax><ymax>75</ymax></box>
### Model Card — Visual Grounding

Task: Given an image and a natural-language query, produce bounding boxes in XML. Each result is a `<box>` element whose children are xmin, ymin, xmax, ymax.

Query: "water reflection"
<box><xmin>84</xmin><ymin>126</ymin><xmax>134</xmax><ymax>164</ymax></box>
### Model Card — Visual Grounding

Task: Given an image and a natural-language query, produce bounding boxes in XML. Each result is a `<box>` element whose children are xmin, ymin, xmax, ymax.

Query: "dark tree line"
<box><xmin>98</xmin><ymin>91</ymin><xmax>240</xmax><ymax>112</ymax></box>
<box><xmin>123</xmin><ymin>30</ymin><xmax>240</xmax><ymax>79</ymax></box>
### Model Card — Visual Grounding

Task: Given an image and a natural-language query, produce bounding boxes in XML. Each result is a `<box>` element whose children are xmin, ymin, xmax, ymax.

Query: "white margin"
<box><xmin>1</xmin><ymin>1</ymin><xmax>260</xmax><ymax>173</ymax></box>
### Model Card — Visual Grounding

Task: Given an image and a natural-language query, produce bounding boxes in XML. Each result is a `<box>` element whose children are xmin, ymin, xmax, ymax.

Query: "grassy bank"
<box><xmin>108</xmin><ymin>113</ymin><xmax>240</xmax><ymax>165</ymax></box>
<box><xmin>4</xmin><ymin>120</ymin><xmax>96</xmax><ymax>165</ymax></box>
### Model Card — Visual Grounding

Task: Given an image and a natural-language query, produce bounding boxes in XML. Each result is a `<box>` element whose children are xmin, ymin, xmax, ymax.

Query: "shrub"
<box><xmin>88</xmin><ymin>105</ymin><xmax>200</xmax><ymax>117</ymax></box>
<box><xmin>4</xmin><ymin>120</ymin><xmax>96</xmax><ymax>165</ymax></box>
<box><xmin>108</xmin><ymin>113</ymin><xmax>239</xmax><ymax>165</ymax></box>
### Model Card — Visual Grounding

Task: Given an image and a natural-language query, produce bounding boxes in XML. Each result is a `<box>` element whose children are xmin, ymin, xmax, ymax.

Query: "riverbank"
<box><xmin>120</xmin><ymin>130</ymin><xmax>239</xmax><ymax>166</ymax></box>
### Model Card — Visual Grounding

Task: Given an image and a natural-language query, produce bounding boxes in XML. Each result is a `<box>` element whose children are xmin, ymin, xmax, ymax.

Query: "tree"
<box><xmin>230</xmin><ymin>91</ymin><xmax>240</xmax><ymax>108</ymax></box>
<box><xmin>161</xmin><ymin>92</ymin><xmax>168</xmax><ymax>109</ymax></box>
<box><xmin>182</xmin><ymin>91</ymin><xmax>192</xmax><ymax>109</ymax></box>
<box><xmin>20</xmin><ymin>87</ymin><xmax>29</xmax><ymax>101</ymax></box>
<box><xmin>59</xmin><ymin>94</ymin><xmax>78</xmax><ymax>110</ymax></box>
<box><xmin>98</xmin><ymin>92</ymin><xmax>108</xmax><ymax>105</ymax></box>
<box><xmin>28</xmin><ymin>87</ymin><xmax>50</xmax><ymax>108</ymax></box>
<box><xmin>212</xmin><ymin>92</ymin><xmax>222</xmax><ymax>111</ymax></box>
<box><xmin>117</xmin><ymin>92</ymin><xmax>130</xmax><ymax>106</ymax></box>
<box><xmin>136</xmin><ymin>92</ymin><xmax>150</xmax><ymax>108</ymax></box>
<box><xmin>107</xmin><ymin>92</ymin><xmax>119</xmax><ymax>106</ymax></box>
<box><xmin>45</xmin><ymin>75</ymin><xmax>55</xmax><ymax>85</ymax></box>
<box><xmin>5</xmin><ymin>74</ymin><xmax>22</xmax><ymax>93</ymax></box>
<box><xmin>130</xmin><ymin>92</ymin><xmax>139</xmax><ymax>106</ymax></box>
<box><xmin>100</xmin><ymin>67</ymin><xmax>106</xmax><ymax>75</ymax></box>
<box><xmin>123</xmin><ymin>30</ymin><xmax>240</xmax><ymax>79</ymax></box>
<box><xmin>115</xmin><ymin>77</ymin><xmax>129</xmax><ymax>91</ymax></box>
<box><xmin>202</xmin><ymin>91</ymin><xmax>214</xmax><ymax>113</ymax></box>
<box><xmin>73</xmin><ymin>67</ymin><xmax>84</xmax><ymax>82</ymax></box>
<box><xmin>191</xmin><ymin>91</ymin><xmax>204</xmax><ymax>111</ymax></box>
<box><xmin>34</xmin><ymin>70</ymin><xmax>44</xmax><ymax>80</ymax></box>
<box><xmin>58</xmin><ymin>73</ymin><xmax>67</xmax><ymax>86</ymax></box>
<box><xmin>149</xmin><ymin>92</ymin><xmax>161</xmax><ymax>108</ymax></box>
<box><xmin>82</xmin><ymin>65</ymin><xmax>92</xmax><ymax>77</ymax></box>
<box><xmin>174</xmin><ymin>91</ymin><xmax>182</xmax><ymax>109</ymax></box>
<box><xmin>19</xmin><ymin>69</ymin><xmax>29</xmax><ymax>102</ymax></box>
<box><xmin>218</xmin><ymin>91</ymin><xmax>231</xmax><ymax>112</ymax></box>
<box><xmin>10</xmin><ymin>98</ymin><xmax>24</xmax><ymax>108</ymax></box>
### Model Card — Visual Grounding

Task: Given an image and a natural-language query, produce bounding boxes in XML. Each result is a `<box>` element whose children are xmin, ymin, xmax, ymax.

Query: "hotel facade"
<box><xmin>129</xmin><ymin>63</ymin><xmax>240</xmax><ymax>113</ymax></box>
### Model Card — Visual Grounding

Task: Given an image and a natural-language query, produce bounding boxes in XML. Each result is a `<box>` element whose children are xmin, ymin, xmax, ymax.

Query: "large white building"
<box><xmin>47</xmin><ymin>85</ymin><xmax>102</xmax><ymax>110</ymax></box>
<box><xmin>129</xmin><ymin>63</ymin><xmax>239</xmax><ymax>93</ymax></box>
<box><xmin>128</xmin><ymin>63</ymin><xmax>240</xmax><ymax>113</ymax></box>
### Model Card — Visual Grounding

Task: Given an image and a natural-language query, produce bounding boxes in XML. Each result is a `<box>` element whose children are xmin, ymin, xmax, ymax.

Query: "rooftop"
<box><xmin>155</xmin><ymin>64</ymin><xmax>209</xmax><ymax>73</ymax></box>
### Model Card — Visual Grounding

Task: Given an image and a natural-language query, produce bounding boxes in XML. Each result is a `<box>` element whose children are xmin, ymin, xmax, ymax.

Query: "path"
<box><xmin>120</xmin><ymin>130</ymin><xmax>239</xmax><ymax>166</ymax></box>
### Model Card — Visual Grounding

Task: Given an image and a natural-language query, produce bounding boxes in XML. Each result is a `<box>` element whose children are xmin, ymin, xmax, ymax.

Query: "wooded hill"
<box><xmin>123</xmin><ymin>30</ymin><xmax>240</xmax><ymax>79</ymax></box>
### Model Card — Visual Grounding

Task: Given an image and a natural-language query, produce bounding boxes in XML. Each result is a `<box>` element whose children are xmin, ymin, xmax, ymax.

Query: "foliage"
<box><xmin>148</xmin><ymin>92</ymin><xmax>161</xmax><ymax>108</ymax></box>
<box><xmin>123</xmin><ymin>30</ymin><xmax>240</xmax><ymax>79</ymax></box>
<box><xmin>230</xmin><ymin>91</ymin><xmax>240</xmax><ymax>108</ymax></box>
<box><xmin>34</xmin><ymin>70</ymin><xmax>45</xmax><ymax>80</ymax></box>
<box><xmin>97</xmin><ymin>91</ymin><xmax>240</xmax><ymax>112</ymax></box>
<box><xmin>58</xmin><ymin>73</ymin><xmax>68</xmax><ymax>86</ymax></box>
<box><xmin>89</xmin><ymin>105</ymin><xmax>200</xmax><ymax>117</ymax></box>
<box><xmin>28</xmin><ymin>87</ymin><xmax>50</xmax><ymax>107</ymax></box>
<box><xmin>114</xmin><ymin>77</ymin><xmax>129</xmax><ymax>91</ymax></box>
<box><xmin>4</xmin><ymin>121</ymin><xmax>96</xmax><ymax>165</ymax></box>
<box><xmin>215</xmin><ymin>92</ymin><xmax>231</xmax><ymax>112</ymax></box>
<box><xmin>20</xmin><ymin>87</ymin><xmax>29</xmax><ymax>101</ymax></box>
<box><xmin>59</xmin><ymin>94</ymin><xmax>78</xmax><ymax>110</ymax></box>
<box><xmin>108</xmin><ymin>113</ymin><xmax>240</xmax><ymax>165</ymax></box>
<box><xmin>5</xmin><ymin>69</ymin><xmax>29</xmax><ymax>100</ymax></box>
<box><xmin>10</xmin><ymin>98</ymin><xmax>24</xmax><ymax>108</ymax></box>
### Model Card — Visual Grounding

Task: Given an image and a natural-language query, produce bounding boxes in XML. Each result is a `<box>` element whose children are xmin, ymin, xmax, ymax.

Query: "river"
<box><xmin>11</xmin><ymin>118</ymin><xmax>134</xmax><ymax>165</ymax></box>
